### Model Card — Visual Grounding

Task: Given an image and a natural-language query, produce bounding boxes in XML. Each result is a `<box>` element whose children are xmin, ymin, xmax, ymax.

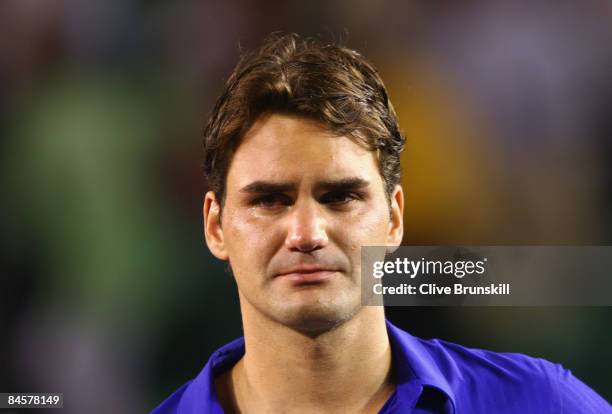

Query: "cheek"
<box><xmin>223</xmin><ymin>206</ymin><xmax>264</xmax><ymax>244</ymax></box>
<box><xmin>335</xmin><ymin>205</ymin><xmax>391</xmax><ymax>248</ymax></box>
<box><xmin>222</xmin><ymin>209</ymin><xmax>281</xmax><ymax>268</ymax></box>
<box><xmin>331</xmin><ymin>215</ymin><xmax>389</xmax><ymax>280</ymax></box>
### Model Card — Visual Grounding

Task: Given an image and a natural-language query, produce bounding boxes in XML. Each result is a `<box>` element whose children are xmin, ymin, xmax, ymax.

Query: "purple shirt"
<box><xmin>151</xmin><ymin>320</ymin><xmax>610</xmax><ymax>413</ymax></box>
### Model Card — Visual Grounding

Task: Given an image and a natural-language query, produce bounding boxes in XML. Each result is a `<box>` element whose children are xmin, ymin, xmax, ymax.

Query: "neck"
<box><xmin>229</xmin><ymin>301</ymin><xmax>393</xmax><ymax>413</ymax></box>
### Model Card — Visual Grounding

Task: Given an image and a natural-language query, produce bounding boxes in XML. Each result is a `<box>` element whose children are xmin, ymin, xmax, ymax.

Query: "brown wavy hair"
<box><xmin>203</xmin><ymin>32</ymin><xmax>405</xmax><ymax>205</ymax></box>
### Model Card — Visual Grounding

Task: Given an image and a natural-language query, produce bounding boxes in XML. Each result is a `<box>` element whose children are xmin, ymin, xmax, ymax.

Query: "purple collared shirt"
<box><xmin>151</xmin><ymin>321</ymin><xmax>610</xmax><ymax>413</ymax></box>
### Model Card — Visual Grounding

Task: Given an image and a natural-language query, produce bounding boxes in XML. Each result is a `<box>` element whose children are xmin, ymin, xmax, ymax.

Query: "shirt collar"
<box><xmin>386</xmin><ymin>320</ymin><xmax>457</xmax><ymax>413</ymax></box>
<box><xmin>180</xmin><ymin>320</ymin><xmax>456</xmax><ymax>413</ymax></box>
<box><xmin>179</xmin><ymin>337</ymin><xmax>244</xmax><ymax>414</ymax></box>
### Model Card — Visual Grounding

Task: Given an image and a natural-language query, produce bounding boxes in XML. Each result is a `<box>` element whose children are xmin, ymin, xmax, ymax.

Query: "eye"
<box><xmin>251</xmin><ymin>194</ymin><xmax>292</xmax><ymax>209</ymax></box>
<box><xmin>320</xmin><ymin>191</ymin><xmax>363</xmax><ymax>205</ymax></box>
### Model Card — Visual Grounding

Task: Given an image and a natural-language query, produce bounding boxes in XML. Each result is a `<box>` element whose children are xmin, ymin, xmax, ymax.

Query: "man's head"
<box><xmin>202</xmin><ymin>33</ymin><xmax>405</xmax><ymax>335</ymax></box>
<box><xmin>203</xmin><ymin>32</ymin><xmax>405</xmax><ymax>206</ymax></box>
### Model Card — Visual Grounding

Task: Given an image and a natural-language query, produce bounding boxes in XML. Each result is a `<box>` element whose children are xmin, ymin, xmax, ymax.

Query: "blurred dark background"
<box><xmin>1</xmin><ymin>0</ymin><xmax>611</xmax><ymax>412</ymax></box>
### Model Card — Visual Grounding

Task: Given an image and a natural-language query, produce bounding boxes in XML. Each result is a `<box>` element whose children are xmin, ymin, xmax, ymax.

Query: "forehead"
<box><xmin>226</xmin><ymin>114</ymin><xmax>381</xmax><ymax>187</ymax></box>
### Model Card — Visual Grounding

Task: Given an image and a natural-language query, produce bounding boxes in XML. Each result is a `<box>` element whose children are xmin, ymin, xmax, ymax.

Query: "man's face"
<box><xmin>204</xmin><ymin>113</ymin><xmax>403</xmax><ymax>334</ymax></box>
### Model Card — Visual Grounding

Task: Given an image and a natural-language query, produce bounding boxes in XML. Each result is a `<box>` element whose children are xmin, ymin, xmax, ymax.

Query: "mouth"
<box><xmin>275</xmin><ymin>267</ymin><xmax>339</xmax><ymax>284</ymax></box>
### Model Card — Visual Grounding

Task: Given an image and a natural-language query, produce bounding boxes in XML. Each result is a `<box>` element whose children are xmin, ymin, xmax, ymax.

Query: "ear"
<box><xmin>387</xmin><ymin>184</ymin><xmax>404</xmax><ymax>247</ymax></box>
<box><xmin>203</xmin><ymin>191</ymin><xmax>229</xmax><ymax>260</ymax></box>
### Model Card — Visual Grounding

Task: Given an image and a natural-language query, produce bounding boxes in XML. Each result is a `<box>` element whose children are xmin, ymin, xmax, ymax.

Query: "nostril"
<box><xmin>285</xmin><ymin>233</ymin><xmax>328</xmax><ymax>252</ymax></box>
<box><xmin>294</xmin><ymin>241</ymin><xmax>322</xmax><ymax>253</ymax></box>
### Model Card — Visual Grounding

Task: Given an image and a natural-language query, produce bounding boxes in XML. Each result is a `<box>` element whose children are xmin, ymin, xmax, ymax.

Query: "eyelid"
<box><xmin>251</xmin><ymin>193</ymin><xmax>293</xmax><ymax>207</ymax></box>
<box><xmin>249</xmin><ymin>190</ymin><xmax>366</xmax><ymax>209</ymax></box>
<box><xmin>320</xmin><ymin>190</ymin><xmax>365</xmax><ymax>204</ymax></box>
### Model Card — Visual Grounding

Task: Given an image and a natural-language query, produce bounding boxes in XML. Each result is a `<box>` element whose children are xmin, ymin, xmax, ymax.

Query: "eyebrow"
<box><xmin>314</xmin><ymin>177</ymin><xmax>371</xmax><ymax>192</ymax></box>
<box><xmin>239</xmin><ymin>181</ymin><xmax>295</xmax><ymax>194</ymax></box>
<box><xmin>239</xmin><ymin>177</ymin><xmax>371</xmax><ymax>194</ymax></box>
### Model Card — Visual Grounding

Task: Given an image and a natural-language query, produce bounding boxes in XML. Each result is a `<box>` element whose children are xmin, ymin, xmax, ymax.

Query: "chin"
<box><xmin>275</xmin><ymin>301</ymin><xmax>360</xmax><ymax>337</ymax></box>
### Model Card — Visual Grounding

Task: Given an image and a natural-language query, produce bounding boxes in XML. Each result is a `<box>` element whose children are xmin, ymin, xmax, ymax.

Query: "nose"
<box><xmin>284</xmin><ymin>199</ymin><xmax>329</xmax><ymax>253</ymax></box>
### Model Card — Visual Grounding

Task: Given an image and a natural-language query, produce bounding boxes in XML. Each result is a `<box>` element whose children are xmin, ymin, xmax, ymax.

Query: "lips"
<box><xmin>275</xmin><ymin>266</ymin><xmax>338</xmax><ymax>283</ymax></box>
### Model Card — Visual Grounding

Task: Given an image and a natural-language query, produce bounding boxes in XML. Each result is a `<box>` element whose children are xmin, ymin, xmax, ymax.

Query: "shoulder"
<box><xmin>387</xmin><ymin>323</ymin><xmax>609</xmax><ymax>413</ymax></box>
<box><xmin>420</xmin><ymin>336</ymin><xmax>610</xmax><ymax>413</ymax></box>
<box><xmin>149</xmin><ymin>337</ymin><xmax>245</xmax><ymax>414</ymax></box>
<box><xmin>150</xmin><ymin>381</ymin><xmax>192</xmax><ymax>414</ymax></box>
